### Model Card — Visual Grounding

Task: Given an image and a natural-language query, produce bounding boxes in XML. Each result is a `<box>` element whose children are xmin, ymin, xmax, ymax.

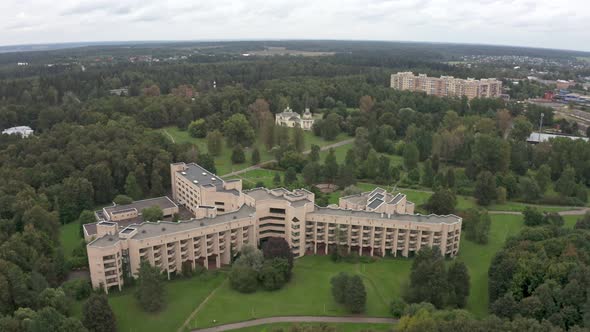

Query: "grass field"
<box><xmin>60</xmin><ymin>222</ymin><xmax>81</xmax><ymax>259</ymax></box>
<box><xmin>190</xmin><ymin>256</ymin><xmax>412</xmax><ymax>329</ymax></box>
<box><xmin>161</xmin><ymin>126</ymin><xmax>350</xmax><ymax>176</ymax></box>
<box><xmin>233</xmin><ymin>322</ymin><xmax>394</xmax><ymax>332</ymax></box>
<box><xmin>102</xmin><ymin>273</ymin><xmax>225</xmax><ymax>332</ymax></box>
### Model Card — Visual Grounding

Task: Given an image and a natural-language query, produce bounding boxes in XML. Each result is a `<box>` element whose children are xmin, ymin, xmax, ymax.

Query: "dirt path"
<box><xmin>221</xmin><ymin>138</ymin><xmax>353</xmax><ymax>178</ymax></box>
<box><xmin>191</xmin><ymin>316</ymin><xmax>397</xmax><ymax>332</ymax></box>
<box><xmin>178</xmin><ymin>280</ymin><xmax>228</xmax><ymax>332</ymax></box>
<box><xmin>162</xmin><ymin>129</ymin><xmax>176</xmax><ymax>144</ymax></box>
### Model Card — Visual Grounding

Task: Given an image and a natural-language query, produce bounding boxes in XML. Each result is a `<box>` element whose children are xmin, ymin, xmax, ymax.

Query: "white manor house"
<box><xmin>275</xmin><ymin>106</ymin><xmax>314</xmax><ymax>130</ymax></box>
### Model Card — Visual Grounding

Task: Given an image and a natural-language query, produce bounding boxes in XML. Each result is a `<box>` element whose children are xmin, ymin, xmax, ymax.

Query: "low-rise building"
<box><xmin>2</xmin><ymin>126</ymin><xmax>34</xmax><ymax>138</ymax></box>
<box><xmin>526</xmin><ymin>132</ymin><xmax>589</xmax><ymax>144</ymax></box>
<box><xmin>275</xmin><ymin>107</ymin><xmax>314</xmax><ymax>130</ymax></box>
<box><xmin>87</xmin><ymin>162</ymin><xmax>462</xmax><ymax>293</ymax></box>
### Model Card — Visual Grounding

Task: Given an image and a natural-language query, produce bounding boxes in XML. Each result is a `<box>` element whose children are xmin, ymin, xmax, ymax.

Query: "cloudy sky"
<box><xmin>1</xmin><ymin>0</ymin><xmax>589</xmax><ymax>51</ymax></box>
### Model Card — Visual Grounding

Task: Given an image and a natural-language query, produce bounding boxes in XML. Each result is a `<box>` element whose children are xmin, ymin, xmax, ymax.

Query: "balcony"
<box><xmin>167</xmin><ymin>250</ymin><xmax>175</xmax><ymax>256</ymax></box>
<box><xmin>106</xmin><ymin>278</ymin><xmax>118</xmax><ymax>286</ymax></box>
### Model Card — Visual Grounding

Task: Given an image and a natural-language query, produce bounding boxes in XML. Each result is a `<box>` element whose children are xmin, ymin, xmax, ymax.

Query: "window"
<box><xmin>269</xmin><ymin>208</ymin><xmax>286</xmax><ymax>214</ymax></box>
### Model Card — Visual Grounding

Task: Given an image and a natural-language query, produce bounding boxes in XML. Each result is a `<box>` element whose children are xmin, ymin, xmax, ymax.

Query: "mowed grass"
<box><xmin>233</xmin><ymin>322</ymin><xmax>394</xmax><ymax>332</ymax></box>
<box><xmin>161</xmin><ymin>126</ymin><xmax>350</xmax><ymax>176</ymax></box>
<box><xmin>60</xmin><ymin>222</ymin><xmax>81</xmax><ymax>259</ymax></box>
<box><xmin>106</xmin><ymin>273</ymin><xmax>225</xmax><ymax>332</ymax></box>
<box><xmin>456</xmin><ymin>214</ymin><xmax>524</xmax><ymax>317</ymax></box>
<box><xmin>191</xmin><ymin>256</ymin><xmax>412</xmax><ymax>329</ymax></box>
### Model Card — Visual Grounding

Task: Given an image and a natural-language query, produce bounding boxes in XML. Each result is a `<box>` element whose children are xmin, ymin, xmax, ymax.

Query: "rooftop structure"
<box><xmin>87</xmin><ymin>162</ymin><xmax>462</xmax><ymax>293</ymax></box>
<box><xmin>2</xmin><ymin>126</ymin><xmax>34</xmax><ymax>138</ymax></box>
<box><xmin>391</xmin><ymin>72</ymin><xmax>502</xmax><ymax>100</ymax></box>
<box><xmin>275</xmin><ymin>106</ymin><xmax>314</xmax><ymax>130</ymax></box>
<box><xmin>526</xmin><ymin>132</ymin><xmax>589</xmax><ymax>144</ymax></box>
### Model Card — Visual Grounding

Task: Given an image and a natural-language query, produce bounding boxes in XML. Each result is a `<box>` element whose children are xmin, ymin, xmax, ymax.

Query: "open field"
<box><xmin>60</xmin><ymin>221</ymin><xmax>80</xmax><ymax>259</ymax></box>
<box><xmin>190</xmin><ymin>256</ymin><xmax>411</xmax><ymax>329</ymax></box>
<box><xmin>76</xmin><ymin>273</ymin><xmax>226</xmax><ymax>332</ymax></box>
<box><xmin>161</xmin><ymin>126</ymin><xmax>350</xmax><ymax>176</ymax></box>
<box><xmin>233</xmin><ymin>322</ymin><xmax>394</xmax><ymax>332</ymax></box>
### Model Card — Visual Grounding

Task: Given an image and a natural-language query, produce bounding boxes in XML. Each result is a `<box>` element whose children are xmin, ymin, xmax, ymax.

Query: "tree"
<box><xmin>405</xmin><ymin>247</ymin><xmax>448</xmax><ymax>308</ymax></box>
<box><xmin>235</xmin><ymin>245</ymin><xmax>264</xmax><ymax>272</ymax></box>
<box><xmin>445</xmin><ymin>168</ymin><xmax>455</xmax><ymax>189</ymax></box>
<box><xmin>555</xmin><ymin>166</ymin><xmax>576</xmax><ymax>197</ymax></box>
<box><xmin>188</xmin><ymin>119</ymin><xmax>207</xmax><ymax>138</ymax></box>
<box><xmin>273</xmin><ymin>172</ymin><xmax>282</xmax><ymax>186</ymax></box>
<box><xmin>447</xmin><ymin>261</ymin><xmax>470</xmax><ymax>308</ymax></box>
<box><xmin>206</xmin><ymin>130</ymin><xmax>223</xmax><ymax>157</ymax></box>
<box><xmin>149</xmin><ymin>169</ymin><xmax>164</xmax><ymax>196</ymax></box>
<box><xmin>259</xmin><ymin>258</ymin><xmax>289</xmax><ymax>291</ymax></box>
<box><xmin>223</xmin><ymin>113</ymin><xmax>256</xmax><ymax>147</ymax></box>
<box><xmin>472</xmin><ymin>135</ymin><xmax>510</xmax><ymax>173</ymax></box>
<box><xmin>248</xmin><ymin>98</ymin><xmax>272</xmax><ymax>130</ymax></box>
<box><xmin>124</xmin><ymin>172</ymin><xmax>143</xmax><ymax>200</ymax></box>
<box><xmin>425</xmin><ymin>189</ymin><xmax>456</xmax><ymax>215</ymax></box>
<box><xmin>78</xmin><ymin>210</ymin><xmax>96</xmax><ymax>237</ymax></box>
<box><xmin>421</xmin><ymin>159</ymin><xmax>434</xmax><ymax>188</ymax></box>
<box><xmin>523</xmin><ymin>207</ymin><xmax>545</xmax><ymax>226</ymax></box>
<box><xmin>142</xmin><ymin>205</ymin><xmax>163</xmax><ymax>222</ymax></box>
<box><xmin>377</xmin><ymin>156</ymin><xmax>392</xmax><ymax>184</ymax></box>
<box><xmin>231</xmin><ymin>144</ymin><xmax>246</xmax><ymax>164</ymax></box>
<box><xmin>331</xmin><ymin>272</ymin><xmax>350</xmax><ymax>304</ymax></box>
<box><xmin>345</xmin><ymin>275</ymin><xmax>367</xmax><ymax>313</ymax></box>
<box><xmin>462</xmin><ymin>208</ymin><xmax>490</xmax><ymax>244</ymax></box>
<box><xmin>574</xmin><ymin>212</ymin><xmax>590</xmax><ymax>230</ymax></box>
<box><xmin>82</xmin><ymin>293</ymin><xmax>117</xmax><ymax>332</ymax></box>
<box><xmin>403</xmin><ymin>143</ymin><xmax>419</xmax><ymax>170</ymax></box>
<box><xmin>84</xmin><ymin>163</ymin><xmax>114</xmax><ymax>204</ymax></box>
<box><xmin>284</xmin><ymin>167</ymin><xmax>297</xmax><ymax>186</ymax></box>
<box><xmin>474</xmin><ymin>171</ymin><xmax>496</xmax><ymax>206</ymax></box>
<box><xmin>293</xmin><ymin>126</ymin><xmax>305</xmax><ymax>152</ymax></box>
<box><xmin>511</xmin><ymin>116</ymin><xmax>533</xmax><ymax>141</ymax></box>
<box><xmin>323</xmin><ymin>148</ymin><xmax>339</xmax><ymax>183</ymax></box>
<box><xmin>302</xmin><ymin>162</ymin><xmax>321</xmax><ymax>185</ymax></box>
<box><xmin>309</xmin><ymin>144</ymin><xmax>320</xmax><ymax>162</ymax></box>
<box><xmin>519</xmin><ymin>177</ymin><xmax>541</xmax><ymax>202</ymax></box>
<box><xmin>262</xmin><ymin>237</ymin><xmax>294</xmax><ymax>276</ymax></box>
<box><xmin>135</xmin><ymin>261</ymin><xmax>165</xmax><ymax>312</ymax></box>
<box><xmin>229</xmin><ymin>265</ymin><xmax>258</xmax><ymax>293</ymax></box>
<box><xmin>59</xmin><ymin>177</ymin><xmax>94</xmax><ymax>223</ymax></box>
<box><xmin>113</xmin><ymin>194</ymin><xmax>133</xmax><ymax>205</ymax></box>
<box><xmin>251</xmin><ymin>148</ymin><xmax>261</xmax><ymax>165</ymax></box>
<box><xmin>535</xmin><ymin>164</ymin><xmax>551</xmax><ymax>193</ymax></box>
<box><xmin>319</xmin><ymin>113</ymin><xmax>341</xmax><ymax>140</ymax></box>
<box><xmin>359</xmin><ymin>95</ymin><xmax>375</xmax><ymax>113</ymax></box>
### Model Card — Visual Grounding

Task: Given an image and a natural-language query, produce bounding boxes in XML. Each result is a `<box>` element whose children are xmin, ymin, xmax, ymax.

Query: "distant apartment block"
<box><xmin>390</xmin><ymin>72</ymin><xmax>502</xmax><ymax>99</ymax></box>
<box><xmin>87</xmin><ymin>162</ymin><xmax>462</xmax><ymax>293</ymax></box>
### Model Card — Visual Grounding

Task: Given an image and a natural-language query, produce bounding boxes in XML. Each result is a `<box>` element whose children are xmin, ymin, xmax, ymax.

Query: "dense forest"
<box><xmin>1</xmin><ymin>41</ymin><xmax>590</xmax><ymax>331</ymax></box>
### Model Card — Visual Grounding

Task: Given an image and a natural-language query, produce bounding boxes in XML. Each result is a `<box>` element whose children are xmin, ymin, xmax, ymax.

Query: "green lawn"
<box><xmin>191</xmin><ymin>256</ymin><xmax>412</xmax><ymax>329</ymax></box>
<box><xmin>161</xmin><ymin>126</ymin><xmax>350</xmax><ymax>176</ymax></box>
<box><xmin>456</xmin><ymin>214</ymin><xmax>524</xmax><ymax>317</ymax></box>
<box><xmin>233</xmin><ymin>322</ymin><xmax>394</xmax><ymax>332</ymax></box>
<box><xmin>60</xmin><ymin>222</ymin><xmax>81</xmax><ymax>259</ymax></box>
<box><xmin>104</xmin><ymin>273</ymin><xmax>225</xmax><ymax>332</ymax></box>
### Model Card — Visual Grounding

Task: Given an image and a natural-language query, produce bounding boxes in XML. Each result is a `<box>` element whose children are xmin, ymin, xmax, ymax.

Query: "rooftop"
<box><xmin>127</xmin><ymin>204</ymin><xmax>256</xmax><ymax>241</ymax></box>
<box><xmin>309</xmin><ymin>206</ymin><xmax>461</xmax><ymax>225</ymax></box>
<box><xmin>178</xmin><ymin>163</ymin><xmax>224</xmax><ymax>188</ymax></box>
<box><xmin>526</xmin><ymin>132</ymin><xmax>589</xmax><ymax>143</ymax></box>
<box><xmin>102</xmin><ymin>196</ymin><xmax>177</xmax><ymax>219</ymax></box>
<box><xmin>245</xmin><ymin>187</ymin><xmax>313</xmax><ymax>207</ymax></box>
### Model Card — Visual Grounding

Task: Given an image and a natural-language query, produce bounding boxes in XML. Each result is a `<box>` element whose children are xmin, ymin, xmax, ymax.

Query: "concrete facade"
<box><xmin>87</xmin><ymin>162</ymin><xmax>462</xmax><ymax>293</ymax></box>
<box><xmin>390</xmin><ymin>72</ymin><xmax>502</xmax><ymax>99</ymax></box>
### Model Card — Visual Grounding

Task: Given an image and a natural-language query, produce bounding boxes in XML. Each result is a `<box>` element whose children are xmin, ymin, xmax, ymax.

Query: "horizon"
<box><xmin>2</xmin><ymin>0</ymin><xmax>589</xmax><ymax>52</ymax></box>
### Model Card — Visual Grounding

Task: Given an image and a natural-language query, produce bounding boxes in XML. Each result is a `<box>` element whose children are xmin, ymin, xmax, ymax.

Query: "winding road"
<box><xmin>191</xmin><ymin>316</ymin><xmax>397</xmax><ymax>332</ymax></box>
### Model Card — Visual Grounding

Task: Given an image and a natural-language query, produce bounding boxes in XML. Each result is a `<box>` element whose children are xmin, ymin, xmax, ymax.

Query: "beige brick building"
<box><xmin>87</xmin><ymin>162</ymin><xmax>462</xmax><ymax>293</ymax></box>
<box><xmin>390</xmin><ymin>72</ymin><xmax>502</xmax><ymax>99</ymax></box>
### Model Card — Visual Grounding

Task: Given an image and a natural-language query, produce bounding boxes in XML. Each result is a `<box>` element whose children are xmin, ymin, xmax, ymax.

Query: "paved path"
<box><xmin>191</xmin><ymin>316</ymin><xmax>397</xmax><ymax>332</ymax></box>
<box><xmin>488</xmin><ymin>208</ymin><xmax>589</xmax><ymax>216</ymax></box>
<box><xmin>221</xmin><ymin>139</ymin><xmax>353</xmax><ymax>178</ymax></box>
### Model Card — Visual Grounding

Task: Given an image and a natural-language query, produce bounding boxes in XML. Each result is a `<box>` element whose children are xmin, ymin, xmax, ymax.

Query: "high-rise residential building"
<box><xmin>86</xmin><ymin>162</ymin><xmax>462</xmax><ymax>293</ymax></box>
<box><xmin>390</xmin><ymin>72</ymin><xmax>502</xmax><ymax>99</ymax></box>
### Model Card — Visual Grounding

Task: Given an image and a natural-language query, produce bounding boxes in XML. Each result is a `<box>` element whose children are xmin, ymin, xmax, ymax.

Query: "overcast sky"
<box><xmin>1</xmin><ymin>0</ymin><xmax>589</xmax><ymax>51</ymax></box>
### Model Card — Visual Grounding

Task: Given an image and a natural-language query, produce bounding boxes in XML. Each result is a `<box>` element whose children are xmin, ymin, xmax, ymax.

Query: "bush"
<box><xmin>390</xmin><ymin>298</ymin><xmax>407</xmax><ymax>318</ymax></box>
<box><xmin>113</xmin><ymin>194</ymin><xmax>133</xmax><ymax>205</ymax></box>
<box><xmin>229</xmin><ymin>265</ymin><xmax>258</xmax><ymax>293</ymax></box>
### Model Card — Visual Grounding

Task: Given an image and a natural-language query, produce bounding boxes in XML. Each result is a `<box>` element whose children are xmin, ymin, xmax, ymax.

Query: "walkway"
<box><xmin>191</xmin><ymin>316</ymin><xmax>397</xmax><ymax>332</ymax></box>
<box><xmin>488</xmin><ymin>207</ymin><xmax>589</xmax><ymax>216</ymax></box>
<box><xmin>221</xmin><ymin>138</ymin><xmax>353</xmax><ymax>178</ymax></box>
<box><xmin>177</xmin><ymin>280</ymin><xmax>228</xmax><ymax>332</ymax></box>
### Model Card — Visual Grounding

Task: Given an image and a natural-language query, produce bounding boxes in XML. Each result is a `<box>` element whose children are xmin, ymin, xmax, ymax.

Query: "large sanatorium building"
<box><xmin>391</xmin><ymin>72</ymin><xmax>503</xmax><ymax>99</ymax></box>
<box><xmin>87</xmin><ymin>162</ymin><xmax>462</xmax><ymax>292</ymax></box>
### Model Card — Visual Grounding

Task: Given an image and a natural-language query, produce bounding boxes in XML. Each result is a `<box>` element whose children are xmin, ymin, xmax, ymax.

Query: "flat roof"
<box><xmin>245</xmin><ymin>187</ymin><xmax>313</xmax><ymax>207</ymax></box>
<box><xmin>87</xmin><ymin>234</ymin><xmax>120</xmax><ymax>248</ymax></box>
<box><xmin>527</xmin><ymin>132</ymin><xmax>589</xmax><ymax>143</ymax></box>
<box><xmin>83</xmin><ymin>222</ymin><xmax>98</xmax><ymax>236</ymax></box>
<box><xmin>178</xmin><ymin>163</ymin><xmax>224</xmax><ymax>188</ymax></box>
<box><xmin>126</xmin><ymin>204</ymin><xmax>256</xmax><ymax>241</ymax></box>
<box><xmin>103</xmin><ymin>196</ymin><xmax>177</xmax><ymax>216</ymax></box>
<box><xmin>309</xmin><ymin>206</ymin><xmax>461</xmax><ymax>225</ymax></box>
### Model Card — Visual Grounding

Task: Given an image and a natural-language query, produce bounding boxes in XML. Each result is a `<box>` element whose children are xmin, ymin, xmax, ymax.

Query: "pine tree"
<box><xmin>421</xmin><ymin>159</ymin><xmax>434</xmax><ymax>188</ymax></box>
<box><xmin>231</xmin><ymin>144</ymin><xmax>246</xmax><ymax>164</ymax></box>
<box><xmin>284</xmin><ymin>167</ymin><xmax>297</xmax><ymax>186</ymax></box>
<box><xmin>273</xmin><ymin>172</ymin><xmax>282</xmax><ymax>186</ymax></box>
<box><xmin>447</xmin><ymin>261</ymin><xmax>470</xmax><ymax>308</ymax></box>
<box><xmin>323</xmin><ymin>148</ymin><xmax>339</xmax><ymax>182</ymax></box>
<box><xmin>135</xmin><ymin>261</ymin><xmax>165</xmax><ymax>312</ymax></box>
<box><xmin>330</xmin><ymin>272</ymin><xmax>349</xmax><ymax>304</ymax></box>
<box><xmin>150</xmin><ymin>169</ymin><xmax>164</xmax><ymax>196</ymax></box>
<box><xmin>309</xmin><ymin>144</ymin><xmax>320</xmax><ymax>162</ymax></box>
<box><xmin>293</xmin><ymin>126</ymin><xmax>305</xmax><ymax>152</ymax></box>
